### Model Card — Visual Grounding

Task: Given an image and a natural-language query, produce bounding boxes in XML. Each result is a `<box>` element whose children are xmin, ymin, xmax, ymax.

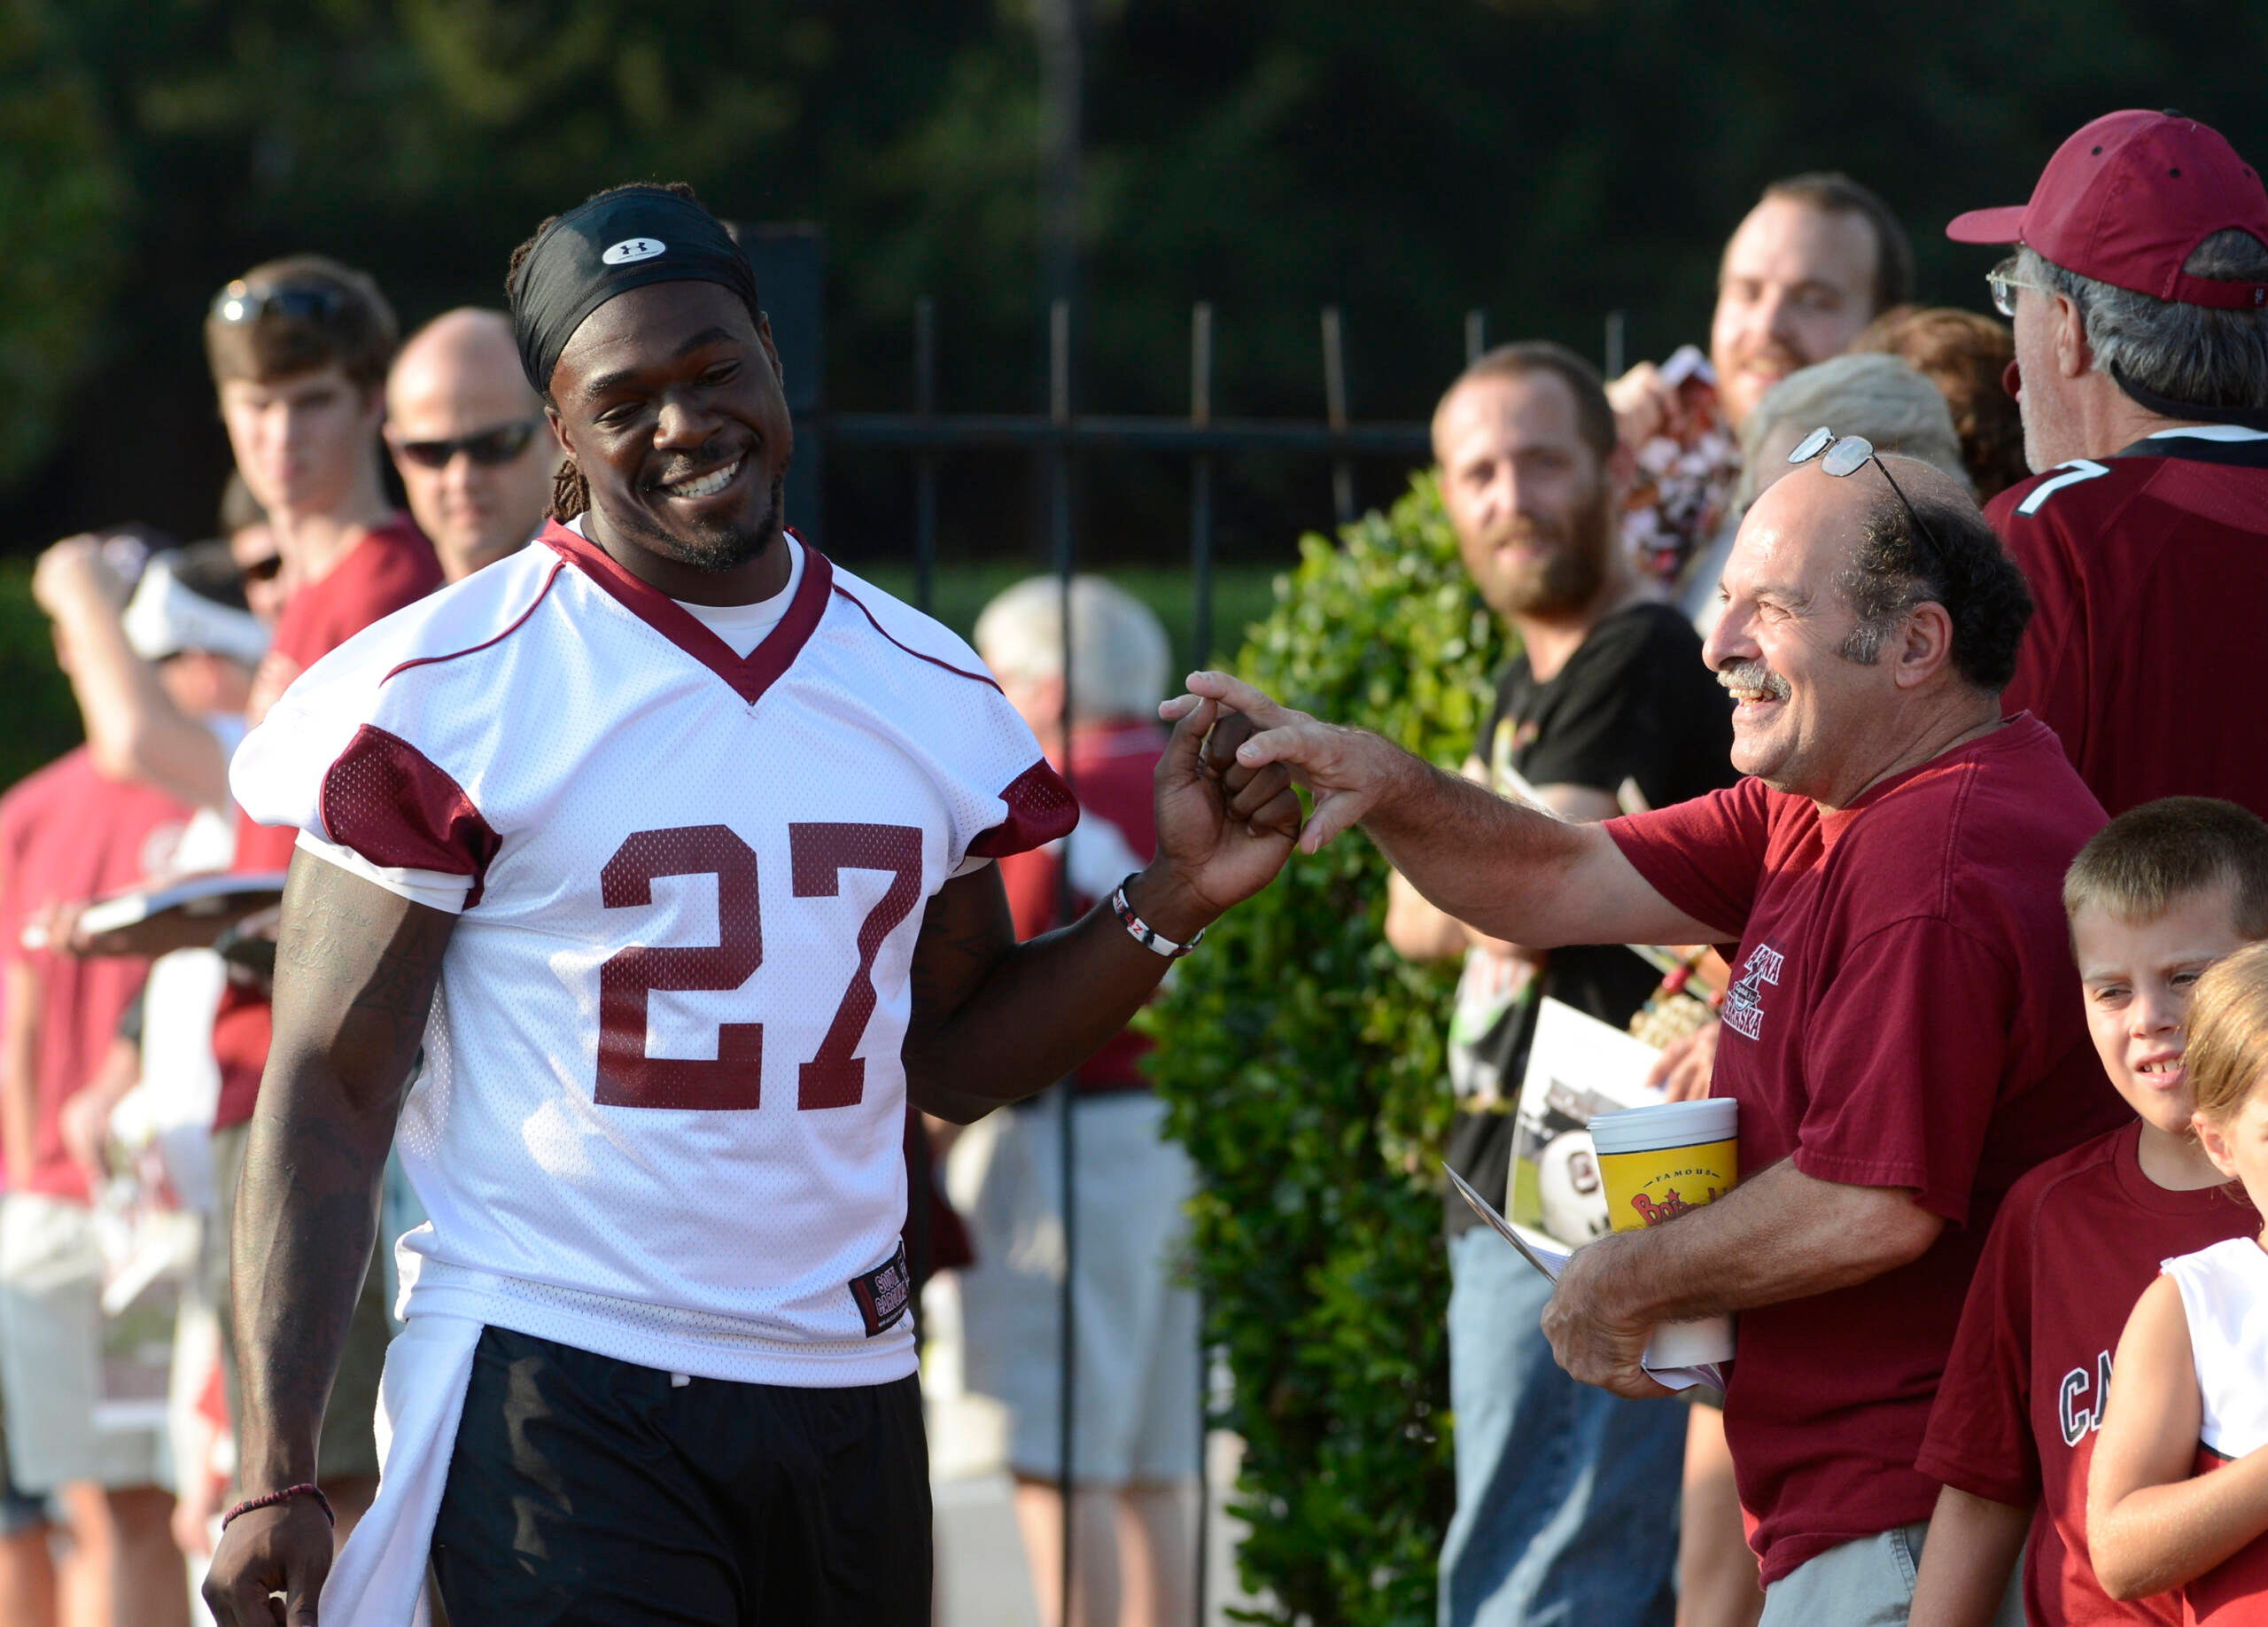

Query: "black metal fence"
<box><xmin>748</xmin><ymin>230</ymin><xmax>1495</xmax><ymax>1625</ymax></box>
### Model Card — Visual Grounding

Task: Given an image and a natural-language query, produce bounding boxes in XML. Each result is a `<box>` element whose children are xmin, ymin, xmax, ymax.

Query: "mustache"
<box><xmin>644</xmin><ymin>438</ymin><xmax>748</xmax><ymax>491</ymax></box>
<box><xmin>1480</xmin><ymin>513</ymin><xmax>1570</xmax><ymax>551</ymax></box>
<box><xmin>1717</xmin><ymin>660</ymin><xmax>1790</xmax><ymax>702</ymax></box>
<box><xmin>1725</xmin><ymin>339</ymin><xmax>1807</xmax><ymax>374</ymax></box>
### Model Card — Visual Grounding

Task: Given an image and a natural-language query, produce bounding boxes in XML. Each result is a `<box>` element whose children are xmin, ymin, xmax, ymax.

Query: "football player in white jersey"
<box><xmin>203</xmin><ymin>183</ymin><xmax>1301</xmax><ymax>1627</ymax></box>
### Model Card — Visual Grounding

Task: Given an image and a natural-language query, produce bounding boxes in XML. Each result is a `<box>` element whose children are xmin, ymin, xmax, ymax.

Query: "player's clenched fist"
<box><xmin>1162</xmin><ymin>671</ymin><xmax>1423</xmax><ymax>854</ymax></box>
<box><xmin>203</xmin><ymin>1498</ymin><xmax>334</xmax><ymax>1626</ymax></box>
<box><xmin>1136</xmin><ymin>692</ymin><xmax>1302</xmax><ymax>932</ymax></box>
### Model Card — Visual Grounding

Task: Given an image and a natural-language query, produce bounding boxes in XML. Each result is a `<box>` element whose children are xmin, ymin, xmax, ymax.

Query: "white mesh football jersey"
<box><xmin>231</xmin><ymin>523</ymin><xmax>1076</xmax><ymax>1385</ymax></box>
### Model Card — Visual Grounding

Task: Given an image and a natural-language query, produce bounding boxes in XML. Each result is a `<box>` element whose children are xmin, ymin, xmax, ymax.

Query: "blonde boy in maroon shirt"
<box><xmin>1911</xmin><ymin>798</ymin><xmax>2268</xmax><ymax>1626</ymax></box>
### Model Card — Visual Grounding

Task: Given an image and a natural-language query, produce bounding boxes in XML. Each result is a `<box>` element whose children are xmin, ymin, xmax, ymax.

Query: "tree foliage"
<box><xmin>9</xmin><ymin>1</ymin><xmax>2268</xmax><ymax>555</ymax></box>
<box><xmin>1143</xmin><ymin>474</ymin><xmax>1507</xmax><ymax>1625</ymax></box>
<box><xmin>0</xmin><ymin>0</ymin><xmax>125</xmax><ymax>492</ymax></box>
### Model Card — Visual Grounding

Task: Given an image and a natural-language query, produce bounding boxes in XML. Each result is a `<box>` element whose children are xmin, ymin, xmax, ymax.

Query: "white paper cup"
<box><xmin>1589</xmin><ymin>1098</ymin><xmax>1739</xmax><ymax>1368</ymax></box>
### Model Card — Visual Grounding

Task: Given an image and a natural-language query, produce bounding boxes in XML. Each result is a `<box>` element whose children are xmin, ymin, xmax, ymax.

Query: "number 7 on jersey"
<box><xmin>595</xmin><ymin>822</ymin><xmax>923</xmax><ymax>1111</ymax></box>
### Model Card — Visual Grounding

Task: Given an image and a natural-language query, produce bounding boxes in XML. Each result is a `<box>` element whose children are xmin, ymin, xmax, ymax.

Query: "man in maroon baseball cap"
<box><xmin>1934</xmin><ymin>109</ymin><xmax>2268</xmax><ymax>824</ymax></box>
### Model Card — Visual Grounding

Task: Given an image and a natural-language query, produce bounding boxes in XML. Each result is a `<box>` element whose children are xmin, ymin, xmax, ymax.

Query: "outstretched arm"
<box><xmin>1169</xmin><ymin>672</ymin><xmax>1728</xmax><ymax>950</ymax></box>
<box><xmin>904</xmin><ymin>697</ymin><xmax>1300</xmax><ymax>1122</ymax></box>
<box><xmin>203</xmin><ymin>852</ymin><xmax>454</xmax><ymax>1626</ymax></box>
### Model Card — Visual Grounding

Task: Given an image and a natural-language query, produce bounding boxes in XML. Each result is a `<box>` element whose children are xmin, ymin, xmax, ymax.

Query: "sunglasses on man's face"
<box><xmin>209</xmin><ymin>279</ymin><xmax>347</xmax><ymax>326</ymax></box>
<box><xmin>389</xmin><ymin>419</ymin><xmax>542</xmax><ymax>471</ymax></box>
<box><xmin>238</xmin><ymin>553</ymin><xmax>284</xmax><ymax>586</ymax></box>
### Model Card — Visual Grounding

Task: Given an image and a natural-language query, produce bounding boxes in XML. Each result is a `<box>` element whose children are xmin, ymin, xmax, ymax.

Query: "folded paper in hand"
<box><xmin>1444</xmin><ymin>1162</ymin><xmax>1724</xmax><ymax>1394</ymax></box>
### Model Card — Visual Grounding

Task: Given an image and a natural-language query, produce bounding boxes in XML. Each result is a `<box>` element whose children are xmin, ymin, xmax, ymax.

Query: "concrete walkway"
<box><xmin>926</xmin><ymin>1276</ymin><xmax>1258</xmax><ymax>1626</ymax></box>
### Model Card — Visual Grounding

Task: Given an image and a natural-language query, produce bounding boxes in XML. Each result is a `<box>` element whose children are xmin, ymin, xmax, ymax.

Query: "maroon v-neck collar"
<box><xmin>540</xmin><ymin>520</ymin><xmax>835</xmax><ymax>705</ymax></box>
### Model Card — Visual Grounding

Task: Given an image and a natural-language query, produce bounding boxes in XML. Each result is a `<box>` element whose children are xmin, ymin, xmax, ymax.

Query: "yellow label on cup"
<box><xmin>1596</xmin><ymin>1139</ymin><xmax>1738</xmax><ymax>1233</ymax></box>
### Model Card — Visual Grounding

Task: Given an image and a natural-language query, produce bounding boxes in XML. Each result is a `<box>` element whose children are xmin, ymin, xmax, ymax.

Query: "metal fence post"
<box><xmin>1465</xmin><ymin>307</ymin><xmax>1487</xmax><ymax>366</ymax></box>
<box><xmin>1322</xmin><ymin>306</ymin><xmax>1353</xmax><ymax>527</ymax></box>
<box><xmin>1604</xmin><ymin>307</ymin><xmax>1627</xmax><ymax>381</ymax></box>
<box><xmin>1045</xmin><ymin>292</ymin><xmax>1083</xmax><ymax>1627</ymax></box>
<box><xmin>1189</xmin><ymin>302</ymin><xmax>1216</xmax><ymax>669</ymax></box>
<box><xmin>914</xmin><ymin>296</ymin><xmax>938</xmax><ymax>617</ymax></box>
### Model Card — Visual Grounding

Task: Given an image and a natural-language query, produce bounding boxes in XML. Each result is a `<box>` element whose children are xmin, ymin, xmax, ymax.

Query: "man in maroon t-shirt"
<box><xmin>1180</xmin><ymin>449</ymin><xmax>2129</xmax><ymax>1622</ymax></box>
<box><xmin>1945</xmin><ymin>110</ymin><xmax>2268</xmax><ymax>819</ymax></box>
<box><xmin>0</xmin><ymin>743</ymin><xmax>189</xmax><ymax>1623</ymax></box>
<box><xmin>201</xmin><ymin>254</ymin><xmax>442</xmax><ymax>1525</ymax></box>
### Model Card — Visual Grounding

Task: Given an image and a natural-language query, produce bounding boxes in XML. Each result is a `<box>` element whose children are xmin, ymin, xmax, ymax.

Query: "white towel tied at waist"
<box><xmin>317</xmin><ymin>1310</ymin><xmax>481</xmax><ymax>1626</ymax></box>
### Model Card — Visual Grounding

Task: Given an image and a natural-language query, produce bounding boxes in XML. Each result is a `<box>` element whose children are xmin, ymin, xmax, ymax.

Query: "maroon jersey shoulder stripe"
<box><xmin>828</xmin><ymin>581</ymin><xmax>1004</xmax><ymax>694</ymax></box>
<box><xmin>382</xmin><ymin>557</ymin><xmax>566</xmax><ymax>685</ymax></box>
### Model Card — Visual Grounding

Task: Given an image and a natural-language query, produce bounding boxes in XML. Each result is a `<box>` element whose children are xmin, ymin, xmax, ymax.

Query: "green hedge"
<box><xmin>1144</xmin><ymin>475</ymin><xmax>1508</xmax><ymax>1626</ymax></box>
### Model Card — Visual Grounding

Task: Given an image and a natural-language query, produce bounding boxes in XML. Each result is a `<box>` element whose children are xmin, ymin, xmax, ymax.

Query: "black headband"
<box><xmin>509</xmin><ymin>187</ymin><xmax>761</xmax><ymax>395</ymax></box>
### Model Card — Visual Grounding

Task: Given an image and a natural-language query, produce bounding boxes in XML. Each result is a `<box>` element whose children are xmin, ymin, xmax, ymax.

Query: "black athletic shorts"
<box><xmin>430</xmin><ymin>1326</ymin><xmax>931</xmax><ymax>1626</ymax></box>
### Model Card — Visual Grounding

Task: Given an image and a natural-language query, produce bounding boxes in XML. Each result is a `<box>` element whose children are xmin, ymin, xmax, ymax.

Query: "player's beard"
<box><xmin>619</xmin><ymin>465</ymin><xmax>788</xmax><ymax>574</ymax></box>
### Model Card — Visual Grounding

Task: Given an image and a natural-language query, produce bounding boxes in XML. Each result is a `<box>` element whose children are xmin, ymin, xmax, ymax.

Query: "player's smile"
<box><xmin>652</xmin><ymin>450</ymin><xmax>747</xmax><ymax>502</ymax></box>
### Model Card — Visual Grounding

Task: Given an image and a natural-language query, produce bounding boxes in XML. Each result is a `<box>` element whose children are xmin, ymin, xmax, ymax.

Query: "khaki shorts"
<box><xmin>0</xmin><ymin>1194</ymin><xmax>162</xmax><ymax>1491</ymax></box>
<box><xmin>1759</xmin><ymin>1521</ymin><xmax>2023</xmax><ymax>1627</ymax></box>
<box><xmin>954</xmin><ymin>1092</ymin><xmax>1202</xmax><ymax>1486</ymax></box>
<box><xmin>208</xmin><ymin>1121</ymin><xmax>389</xmax><ymax>1483</ymax></box>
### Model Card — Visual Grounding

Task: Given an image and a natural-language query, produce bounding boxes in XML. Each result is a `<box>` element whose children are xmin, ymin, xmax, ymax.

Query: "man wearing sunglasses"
<box><xmin>1172</xmin><ymin>444</ymin><xmax>2128</xmax><ymax>1626</ymax></box>
<box><xmin>1946</xmin><ymin>109</ymin><xmax>2268</xmax><ymax>821</ymax></box>
<box><xmin>385</xmin><ymin>308</ymin><xmax>561</xmax><ymax>582</ymax></box>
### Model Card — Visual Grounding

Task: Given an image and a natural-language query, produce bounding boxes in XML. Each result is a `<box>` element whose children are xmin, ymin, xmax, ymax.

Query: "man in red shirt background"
<box><xmin>960</xmin><ymin>575</ymin><xmax>1201</xmax><ymax>1627</ymax></box>
<box><xmin>0</xmin><ymin>606</ymin><xmax>193</xmax><ymax>1626</ymax></box>
<box><xmin>200</xmin><ymin>255</ymin><xmax>442</xmax><ymax>1535</ymax></box>
<box><xmin>1946</xmin><ymin>109</ymin><xmax>2268</xmax><ymax>819</ymax></box>
<box><xmin>1178</xmin><ymin>447</ymin><xmax>2128</xmax><ymax>1623</ymax></box>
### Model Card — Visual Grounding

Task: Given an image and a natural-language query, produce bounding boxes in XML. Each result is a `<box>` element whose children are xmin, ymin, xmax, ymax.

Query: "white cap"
<box><xmin>120</xmin><ymin>555</ymin><xmax>268</xmax><ymax>666</ymax></box>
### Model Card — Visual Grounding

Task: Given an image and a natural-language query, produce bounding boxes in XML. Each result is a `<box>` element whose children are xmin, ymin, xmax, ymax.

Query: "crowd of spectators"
<box><xmin>1171</xmin><ymin>105</ymin><xmax>2268</xmax><ymax>1627</ymax></box>
<box><xmin>1</xmin><ymin>101</ymin><xmax>2266</xmax><ymax>1627</ymax></box>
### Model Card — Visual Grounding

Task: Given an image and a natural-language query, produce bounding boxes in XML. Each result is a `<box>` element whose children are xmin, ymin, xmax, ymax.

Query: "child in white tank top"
<box><xmin>2090</xmin><ymin>940</ymin><xmax>2268</xmax><ymax>1622</ymax></box>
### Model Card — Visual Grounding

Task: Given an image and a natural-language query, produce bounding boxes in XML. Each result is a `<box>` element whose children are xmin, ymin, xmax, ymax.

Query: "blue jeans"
<box><xmin>1440</xmin><ymin>1226</ymin><xmax>1683</xmax><ymax>1627</ymax></box>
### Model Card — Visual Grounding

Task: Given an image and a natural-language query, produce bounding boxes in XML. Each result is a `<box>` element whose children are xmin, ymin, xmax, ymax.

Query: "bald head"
<box><xmin>1744</xmin><ymin>451</ymin><xmax>2028</xmax><ymax>689</ymax></box>
<box><xmin>385</xmin><ymin>307</ymin><xmax>558</xmax><ymax>579</ymax></box>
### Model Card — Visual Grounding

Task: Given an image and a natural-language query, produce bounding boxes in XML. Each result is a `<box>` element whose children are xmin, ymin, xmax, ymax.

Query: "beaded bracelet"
<box><xmin>221</xmin><ymin>1482</ymin><xmax>335</xmax><ymax>1531</ymax></box>
<box><xmin>1110</xmin><ymin>874</ymin><xmax>1206</xmax><ymax>958</ymax></box>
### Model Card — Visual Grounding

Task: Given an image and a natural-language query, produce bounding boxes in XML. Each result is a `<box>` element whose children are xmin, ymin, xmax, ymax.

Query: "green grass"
<box><xmin>0</xmin><ymin>560</ymin><xmax>1290</xmax><ymax>794</ymax></box>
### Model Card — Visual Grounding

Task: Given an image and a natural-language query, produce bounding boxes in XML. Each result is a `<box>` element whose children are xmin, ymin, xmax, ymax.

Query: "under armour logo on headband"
<box><xmin>511</xmin><ymin>185</ymin><xmax>759</xmax><ymax>393</ymax></box>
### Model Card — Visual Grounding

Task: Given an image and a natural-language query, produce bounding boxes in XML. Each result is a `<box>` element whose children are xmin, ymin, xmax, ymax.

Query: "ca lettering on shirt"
<box><xmin>1722</xmin><ymin>942</ymin><xmax>1785</xmax><ymax>1042</ymax></box>
<box><xmin>2058</xmin><ymin>1348</ymin><xmax>2116</xmax><ymax>1447</ymax></box>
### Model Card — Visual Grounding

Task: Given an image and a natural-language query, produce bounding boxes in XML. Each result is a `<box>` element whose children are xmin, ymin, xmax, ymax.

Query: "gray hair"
<box><xmin>974</xmin><ymin>574</ymin><xmax>1171</xmax><ymax>725</ymax></box>
<box><xmin>2023</xmin><ymin>230</ymin><xmax>2268</xmax><ymax>411</ymax></box>
<box><xmin>1738</xmin><ymin>353</ymin><xmax>1972</xmax><ymax>506</ymax></box>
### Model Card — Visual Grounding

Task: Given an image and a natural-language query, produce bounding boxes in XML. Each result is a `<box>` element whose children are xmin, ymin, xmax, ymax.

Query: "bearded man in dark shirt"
<box><xmin>1386</xmin><ymin>343</ymin><xmax>1735</xmax><ymax>1627</ymax></box>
